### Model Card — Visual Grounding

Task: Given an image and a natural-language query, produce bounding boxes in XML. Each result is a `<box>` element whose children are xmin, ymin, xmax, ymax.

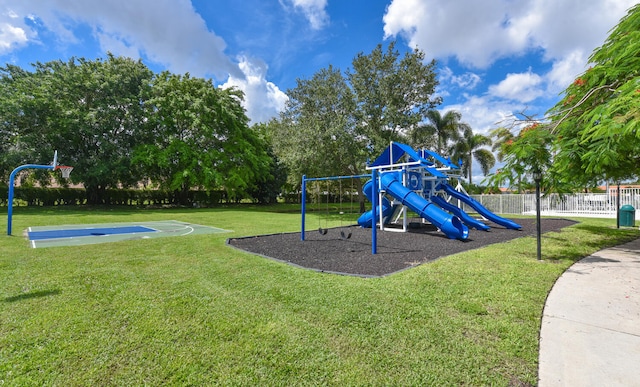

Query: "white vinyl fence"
<box><xmin>466</xmin><ymin>187</ymin><xmax>640</xmax><ymax>219</ymax></box>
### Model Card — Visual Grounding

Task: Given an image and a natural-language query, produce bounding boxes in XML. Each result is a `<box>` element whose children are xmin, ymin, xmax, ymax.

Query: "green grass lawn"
<box><xmin>1</xmin><ymin>205</ymin><xmax>638</xmax><ymax>385</ymax></box>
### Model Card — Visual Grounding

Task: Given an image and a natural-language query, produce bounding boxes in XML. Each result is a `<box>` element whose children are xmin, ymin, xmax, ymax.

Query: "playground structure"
<box><xmin>358</xmin><ymin>142</ymin><xmax>521</xmax><ymax>238</ymax></box>
<box><xmin>6</xmin><ymin>151</ymin><xmax>73</xmax><ymax>235</ymax></box>
<box><xmin>301</xmin><ymin>142</ymin><xmax>521</xmax><ymax>254</ymax></box>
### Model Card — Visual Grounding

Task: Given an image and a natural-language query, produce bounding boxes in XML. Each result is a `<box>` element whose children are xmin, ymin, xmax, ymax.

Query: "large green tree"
<box><xmin>348</xmin><ymin>41</ymin><xmax>441</xmax><ymax>156</ymax></box>
<box><xmin>268</xmin><ymin>41</ymin><xmax>441</xmax><ymax>187</ymax></box>
<box><xmin>267</xmin><ymin>66</ymin><xmax>360</xmax><ymax>183</ymax></box>
<box><xmin>548</xmin><ymin>3</ymin><xmax>640</xmax><ymax>186</ymax></box>
<box><xmin>487</xmin><ymin>123</ymin><xmax>554</xmax><ymax>192</ymax></box>
<box><xmin>0</xmin><ymin>64</ymin><xmax>50</xmax><ymax>180</ymax></box>
<box><xmin>1</xmin><ymin>56</ymin><xmax>273</xmax><ymax>205</ymax></box>
<box><xmin>0</xmin><ymin>55</ymin><xmax>153</xmax><ymax>203</ymax></box>
<box><xmin>245</xmin><ymin>139</ymin><xmax>288</xmax><ymax>205</ymax></box>
<box><xmin>134</xmin><ymin>72</ymin><xmax>271</xmax><ymax>204</ymax></box>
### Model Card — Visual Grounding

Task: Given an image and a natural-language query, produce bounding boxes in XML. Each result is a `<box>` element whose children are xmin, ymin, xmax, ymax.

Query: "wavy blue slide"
<box><xmin>357</xmin><ymin>179</ymin><xmax>397</xmax><ymax>228</ymax></box>
<box><xmin>375</xmin><ymin>172</ymin><xmax>469</xmax><ymax>240</ymax></box>
<box><xmin>430</xmin><ymin>195</ymin><xmax>490</xmax><ymax>231</ymax></box>
<box><xmin>436</xmin><ymin>183</ymin><xmax>522</xmax><ymax>230</ymax></box>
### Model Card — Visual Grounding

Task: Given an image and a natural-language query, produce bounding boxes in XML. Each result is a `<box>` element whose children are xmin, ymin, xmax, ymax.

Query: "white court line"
<box><xmin>160</xmin><ymin>225</ymin><xmax>196</xmax><ymax>236</ymax></box>
<box><xmin>181</xmin><ymin>226</ymin><xmax>195</xmax><ymax>236</ymax></box>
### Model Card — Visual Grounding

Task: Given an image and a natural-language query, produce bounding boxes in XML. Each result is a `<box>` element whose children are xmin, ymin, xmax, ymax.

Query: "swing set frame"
<box><xmin>301</xmin><ymin>173</ymin><xmax>379</xmax><ymax>253</ymax></box>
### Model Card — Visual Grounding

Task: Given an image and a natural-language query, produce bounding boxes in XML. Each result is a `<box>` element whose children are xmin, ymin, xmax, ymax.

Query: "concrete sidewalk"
<box><xmin>538</xmin><ymin>237</ymin><xmax>640</xmax><ymax>386</ymax></box>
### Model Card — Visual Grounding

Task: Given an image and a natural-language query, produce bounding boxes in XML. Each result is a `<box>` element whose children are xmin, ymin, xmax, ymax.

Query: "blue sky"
<box><xmin>1</xmin><ymin>0</ymin><xmax>636</xmax><ymax>179</ymax></box>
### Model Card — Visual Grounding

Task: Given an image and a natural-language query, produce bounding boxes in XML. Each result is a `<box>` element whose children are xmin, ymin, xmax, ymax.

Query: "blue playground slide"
<box><xmin>436</xmin><ymin>183</ymin><xmax>522</xmax><ymax>230</ymax></box>
<box><xmin>357</xmin><ymin>179</ymin><xmax>397</xmax><ymax>228</ymax></box>
<box><xmin>378</xmin><ymin>173</ymin><xmax>469</xmax><ymax>240</ymax></box>
<box><xmin>430</xmin><ymin>195</ymin><xmax>490</xmax><ymax>231</ymax></box>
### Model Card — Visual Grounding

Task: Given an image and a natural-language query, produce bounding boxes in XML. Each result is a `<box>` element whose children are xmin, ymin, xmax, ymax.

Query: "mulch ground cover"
<box><xmin>227</xmin><ymin>218</ymin><xmax>577</xmax><ymax>277</ymax></box>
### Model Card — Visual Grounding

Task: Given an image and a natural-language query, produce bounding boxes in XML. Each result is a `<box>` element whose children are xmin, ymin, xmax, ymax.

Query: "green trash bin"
<box><xmin>620</xmin><ymin>204</ymin><xmax>636</xmax><ymax>227</ymax></box>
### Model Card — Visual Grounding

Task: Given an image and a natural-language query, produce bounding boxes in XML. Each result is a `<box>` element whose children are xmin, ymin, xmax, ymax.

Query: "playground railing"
<box><xmin>466</xmin><ymin>188</ymin><xmax>640</xmax><ymax>220</ymax></box>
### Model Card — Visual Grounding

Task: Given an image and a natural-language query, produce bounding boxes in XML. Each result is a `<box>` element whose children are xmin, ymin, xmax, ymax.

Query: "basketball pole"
<box><xmin>7</xmin><ymin>151</ymin><xmax>61</xmax><ymax>236</ymax></box>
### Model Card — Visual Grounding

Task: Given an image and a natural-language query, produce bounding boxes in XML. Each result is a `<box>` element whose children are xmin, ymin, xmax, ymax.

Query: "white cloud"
<box><xmin>281</xmin><ymin>0</ymin><xmax>329</xmax><ymax>30</ymax></box>
<box><xmin>384</xmin><ymin>0</ymin><xmax>528</xmax><ymax>68</ymax></box>
<box><xmin>94</xmin><ymin>29</ymin><xmax>140</xmax><ymax>61</ymax></box>
<box><xmin>5</xmin><ymin>0</ymin><xmax>242</xmax><ymax>81</ymax></box>
<box><xmin>443</xmin><ymin>68</ymin><xmax>481</xmax><ymax>90</ymax></box>
<box><xmin>545</xmin><ymin>49</ymin><xmax>588</xmax><ymax>95</ymax></box>
<box><xmin>386</xmin><ymin>0</ymin><xmax>635</xmax><ymax>152</ymax></box>
<box><xmin>0</xmin><ymin>7</ymin><xmax>31</xmax><ymax>54</ymax></box>
<box><xmin>437</xmin><ymin>67</ymin><xmax>481</xmax><ymax>102</ymax></box>
<box><xmin>443</xmin><ymin>95</ymin><xmax>524</xmax><ymax>136</ymax></box>
<box><xmin>221</xmin><ymin>56</ymin><xmax>289</xmax><ymax>124</ymax></box>
<box><xmin>383</xmin><ymin>0</ymin><xmax>637</xmax><ymax>69</ymax></box>
<box><xmin>489</xmin><ymin>70</ymin><xmax>543</xmax><ymax>103</ymax></box>
<box><xmin>0</xmin><ymin>21</ymin><xmax>27</xmax><ymax>54</ymax></box>
<box><xmin>517</xmin><ymin>0</ymin><xmax>635</xmax><ymax>61</ymax></box>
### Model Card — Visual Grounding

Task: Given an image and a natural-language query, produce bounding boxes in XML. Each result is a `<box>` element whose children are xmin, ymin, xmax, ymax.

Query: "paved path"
<box><xmin>539</xmin><ymin>238</ymin><xmax>640</xmax><ymax>386</ymax></box>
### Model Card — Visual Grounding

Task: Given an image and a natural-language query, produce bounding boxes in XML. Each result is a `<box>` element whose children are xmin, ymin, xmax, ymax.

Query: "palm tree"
<box><xmin>450</xmin><ymin>124</ymin><xmax>495</xmax><ymax>185</ymax></box>
<box><xmin>409</xmin><ymin>109</ymin><xmax>462</xmax><ymax>157</ymax></box>
<box><xmin>489</xmin><ymin>127</ymin><xmax>515</xmax><ymax>162</ymax></box>
<box><xmin>489</xmin><ymin>126</ymin><xmax>524</xmax><ymax>192</ymax></box>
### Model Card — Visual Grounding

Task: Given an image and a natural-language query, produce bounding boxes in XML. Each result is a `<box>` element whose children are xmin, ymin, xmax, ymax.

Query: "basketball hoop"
<box><xmin>56</xmin><ymin>165</ymin><xmax>73</xmax><ymax>179</ymax></box>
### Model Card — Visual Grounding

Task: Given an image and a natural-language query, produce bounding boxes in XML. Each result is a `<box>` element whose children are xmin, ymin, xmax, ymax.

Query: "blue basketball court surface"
<box><xmin>26</xmin><ymin>220</ymin><xmax>231</xmax><ymax>248</ymax></box>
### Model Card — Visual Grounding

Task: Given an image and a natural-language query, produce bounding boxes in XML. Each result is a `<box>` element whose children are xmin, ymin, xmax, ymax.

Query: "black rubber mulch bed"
<box><xmin>227</xmin><ymin>218</ymin><xmax>577</xmax><ymax>277</ymax></box>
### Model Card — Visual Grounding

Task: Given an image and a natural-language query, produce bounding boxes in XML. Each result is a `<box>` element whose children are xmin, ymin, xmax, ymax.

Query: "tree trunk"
<box><xmin>85</xmin><ymin>184</ymin><xmax>106</xmax><ymax>205</ymax></box>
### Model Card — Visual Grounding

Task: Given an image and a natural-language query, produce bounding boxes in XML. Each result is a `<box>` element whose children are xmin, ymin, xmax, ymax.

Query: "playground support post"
<box><xmin>371</xmin><ymin>169</ymin><xmax>377</xmax><ymax>254</ymax></box>
<box><xmin>7</xmin><ymin>164</ymin><xmax>55</xmax><ymax>235</ymax></box>
<box><xmin>301</xmin><ymin>175</ymin><xmax>307</xmax><ymax>241</ymax></box>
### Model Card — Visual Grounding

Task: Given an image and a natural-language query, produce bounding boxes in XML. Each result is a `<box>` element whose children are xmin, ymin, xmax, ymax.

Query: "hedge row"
<box><xmin>0</xmin><ymin>187</ymin><xmax>227</xmax><ymax>207</ymax></box>
<box><xmin>0</xmin><ymin>187</ymin><xmax>363</xmax><ymax>207</ymax></box>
